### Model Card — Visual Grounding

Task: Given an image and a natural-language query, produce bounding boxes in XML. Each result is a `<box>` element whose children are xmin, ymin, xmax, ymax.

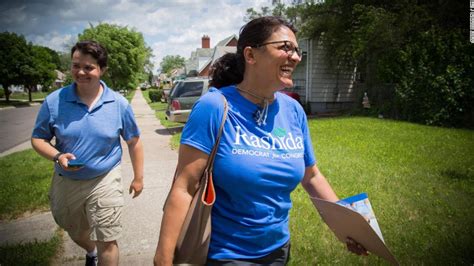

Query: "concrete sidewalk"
<box><xmin>0</xmin><ymin>89</ymin><xmax>178</xmax><ymax>265</ymax></box>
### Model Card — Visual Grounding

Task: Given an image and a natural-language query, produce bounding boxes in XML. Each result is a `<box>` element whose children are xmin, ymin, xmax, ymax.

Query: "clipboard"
<box><xmin>311</xmin><ymin>197</ymin><xmax>399</xmax><ymax>266</ymax></box>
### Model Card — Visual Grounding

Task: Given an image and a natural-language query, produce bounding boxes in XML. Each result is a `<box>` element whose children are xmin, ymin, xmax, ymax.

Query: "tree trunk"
<box><xmin>4</xmin><ymin>86</ymin><xmax>11</xmax><ymax>102</ymax></box>
<box><xmin>28</xmin><ymin>86</ymin><xmax>32</xmax><ymax>102</ymax></box>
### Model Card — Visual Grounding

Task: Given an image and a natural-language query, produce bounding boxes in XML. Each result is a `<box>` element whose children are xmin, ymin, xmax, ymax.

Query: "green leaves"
<box><xmin>25</xmin><ymin>45</ymin><xmax>56</xmax><ymax>88</ymax></box>
<box><xmin>160</xmin><ymin>55</ymin><xmax>185</xmax><ymax>76</ymax></box>
<box><xmin>393</xmin><ymin>28</ymin><xmax>474</xmax><ymax>127</ymax></box>
<box><xmin>0</xmin><ymin>32</ymin><xmax>58</xmax><ymax>101</ymax></box>
<box><xmin>78</xmin><ymin>23</ymin><xmax>153</xmax><ymax>91</ymax></box>
<box><xmin>296</xmin><ymin>0</ymin><xmax>473</xmax><ymax>128</ymax></box>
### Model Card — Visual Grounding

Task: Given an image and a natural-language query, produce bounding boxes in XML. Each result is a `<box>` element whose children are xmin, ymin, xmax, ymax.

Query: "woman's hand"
<box><xmin>153</xmin><ymin>253</ymin><xmax>172</xmax><ymax>266</ymax></box>
<box><xmin>58</xmin><ymin>153</ymin><xmax>83</xmax><ymax>171</ymax></box>
<box><xmin>153</xmin><ymin>145</ymin><xmax>209</xmax><ymax>266</ymax></box>
<box><xmin>129</xmin><ymin>178</ymin><xmax>144</xmax><ymax>198</ymax></box>
<box><xmin>346</xmin><ymin>237</ymin><xmax>368</xmax><ymax>256</ymax></box>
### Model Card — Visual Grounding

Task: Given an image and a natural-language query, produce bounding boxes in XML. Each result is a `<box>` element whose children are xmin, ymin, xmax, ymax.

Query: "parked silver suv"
<box><xmin>165</xmin><ymin>77</ymin><xmax>210</xmax><ymax>123</ymax></box>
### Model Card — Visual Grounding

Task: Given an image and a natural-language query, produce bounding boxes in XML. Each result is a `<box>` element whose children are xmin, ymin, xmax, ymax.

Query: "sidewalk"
<box><xmin>0</xmin><ymin>89</ymin><xmax>178</xmax><ymax>265</ymax></box>
<box><xmin>0</xmin><ymin>140</ymin><xmax>32</xmax><ymax>157</ymax></box>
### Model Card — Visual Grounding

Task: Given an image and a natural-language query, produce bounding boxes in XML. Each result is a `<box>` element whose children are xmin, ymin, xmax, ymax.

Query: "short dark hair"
<box><xmin>210</xmin><ymin>16</ymin><xmax>297</xmax><ymax>88</ymax></box>
<box><xmin>71</xmin><ymin>41</ymin><xmax>108</xmax><ymax>69</ymax></box>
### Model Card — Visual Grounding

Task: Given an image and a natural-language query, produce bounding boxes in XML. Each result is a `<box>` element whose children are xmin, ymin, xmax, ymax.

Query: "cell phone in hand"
<box><xmin>68</xmin><ymin>159</ymin><xmax>85</xmax><ymax>168</ymax></box>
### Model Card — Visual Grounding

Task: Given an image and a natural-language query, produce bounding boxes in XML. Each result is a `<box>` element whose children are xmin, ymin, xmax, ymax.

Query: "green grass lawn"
<box><xmin>141</xmin><ymin>90</ymin><xmax>183</xmax><ymax>150</ymax></box>
<box><xmin>0</xmin><ymin>100</ymin><xmax>38</xmax><ymax>108</ymax></box>
<box><xmin>0</xmin><ymin>149</ymin><xmax>53</xmax><ymax>220</ymax></box>
<box><xmin>0</xmin><ymin>150</ymin><xmax>60</xmax><ymax>265</ymax></box>
<box><xmin>1</xmin><ymin>89</ymin><xmax>134</xmax><ymax>108</ymax></box>
<box><xmin>0</xmin><ymin>230</ymin><xmax>62</xmax><ymax>266</ymax></box>
<box><xmin>170</xmin><ymin>133</ymin><xmax>181</xmax><ymax>150</ymax></box>
<box><xmin>142</xmin><ymin>90</ymin><xmax>183</xmax><ymax>129</ymax></box>
<box><xmin>9</xmin><ymin>91</ymin><xmax>48</xmax><ymax>101</ymax></box>
<box><xmin>170</xmin><ymin>116</ymin><xmax>473</xmax><ymax>265</ymax></box>
<box><xmin>125</xmin><ymin>88</ymin><xmax>136</xmax><ymax>103</ymax></box>
<box><xmin>289</xmin><ymin>117</ymin><xmax>474</xmax><ymax>265</ymax></box>
<box><xmin>0</xmin><ymin>92</ymin><xmax>46</xmax><ymax>108</ymax></box>
<box><xmin>1</xmin><ymin>116</ymin><xmax>472</xmax><ymax>265</ymax></box>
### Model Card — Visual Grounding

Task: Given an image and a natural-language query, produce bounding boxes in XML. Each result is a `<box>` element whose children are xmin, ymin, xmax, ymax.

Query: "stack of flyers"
<box><xmin>336</xmin><ymin>193</ymin><xmax>384</xmax><ymax>242</ymax></box>
<box><xmin>311</xmin><ymin>193</ymin><xmax>398</xmax><ymax>265</ymax></box>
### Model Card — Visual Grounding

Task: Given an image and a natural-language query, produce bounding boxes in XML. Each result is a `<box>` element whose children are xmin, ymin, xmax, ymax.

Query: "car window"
<box><xmin>168</xmin><ymin>82</ymin><xmax>181</xmax><ymax>94</ymax></box>
<box><xmin>170</xmin><ymin>81</ymin><xmax>204</xmax><ymax>98</ymax></box>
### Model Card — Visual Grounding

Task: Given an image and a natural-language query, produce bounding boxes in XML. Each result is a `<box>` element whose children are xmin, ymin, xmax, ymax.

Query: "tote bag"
<box><xmin>173</xmin><ymin>95</ymin><xmax>228</xmax><ymax>265</ymax></box>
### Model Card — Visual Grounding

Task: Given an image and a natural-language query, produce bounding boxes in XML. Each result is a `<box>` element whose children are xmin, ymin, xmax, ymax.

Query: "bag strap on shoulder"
<box><xmin>205</xmin><ymin>95</ymin><xmax>228</xmax><ymax>171</ymax></box>
<box><xmin>171</xmin><ymin>94</ymin><xmax>228</xmax><ymax>183</ymax></box>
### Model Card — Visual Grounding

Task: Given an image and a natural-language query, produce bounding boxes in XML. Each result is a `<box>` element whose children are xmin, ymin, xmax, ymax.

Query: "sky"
<box><xmin>0</xmin><ymin>0</ymin><xmax>292</xmax><ymax>73</ymax></box>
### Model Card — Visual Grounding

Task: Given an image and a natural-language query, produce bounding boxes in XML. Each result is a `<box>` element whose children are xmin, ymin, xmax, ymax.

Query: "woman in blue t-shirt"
<box><xmin>154</xmin><ymin>16</ymin><xmax>367</xmax><ymax>265</ymax></box>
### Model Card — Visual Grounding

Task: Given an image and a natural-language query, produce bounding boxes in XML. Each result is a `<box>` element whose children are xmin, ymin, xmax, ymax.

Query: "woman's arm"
<box><xmin>301</xmin><ymin>164</ymin><xmax>339</xmax><ymax>201</ymax></box>
<box><xmin>126</xmin><ymin>136</ymin><xmax>144</xmax><ymax>198</ymax></box>
<box><xmin>154</xmin><ymin>144</ymin><xmax>209</xmax><ymax>266</ymax></box>
<box><xmin>301</xmin><ymin>164</ymin><xmax>368</xmax><ymax>255</ymax></box>
<box><xmin>31</xmin><ymin>137</ymin><xmax>75</xmax><ymax>167</ymax></box>
<box><xmin>31</xmin><ymin>138</ymin><xmax>58</xmax><ymax>161</ymax></box>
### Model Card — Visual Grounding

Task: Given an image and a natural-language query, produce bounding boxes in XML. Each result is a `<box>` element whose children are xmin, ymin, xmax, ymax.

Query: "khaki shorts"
<box><xmin>49</xmin><ymin>165</ymin><xmax>124</xmax><ymax>242</ymax></box>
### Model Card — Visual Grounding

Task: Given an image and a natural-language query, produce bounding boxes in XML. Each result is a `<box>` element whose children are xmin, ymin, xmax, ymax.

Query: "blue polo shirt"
<box><xmin>32</xmin><ymin>81</ymin><xmax>140</xmax><ymax>180</ymax></box>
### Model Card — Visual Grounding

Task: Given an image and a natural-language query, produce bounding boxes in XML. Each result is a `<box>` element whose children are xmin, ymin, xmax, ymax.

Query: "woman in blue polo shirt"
<box><xmin>32</xmin><ymin>41</ymin><xmax>144</xmax><ymax>266</ymax></box>
<box><xmin>154</xmin><ymin>17</ymin><xmax>367</xmax><ymax>265</ymax></box>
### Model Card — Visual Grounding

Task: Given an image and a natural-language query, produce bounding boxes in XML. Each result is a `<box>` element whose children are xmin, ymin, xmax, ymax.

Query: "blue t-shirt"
<box><xmin>181</xmin><ymin>85</ymin><xmax>316</xmax><ymax>259</ymax></box>
<box><xmin>32</xmin><ymin>81</ymin><xmax>140</xmax><ymax>180</ymax></box>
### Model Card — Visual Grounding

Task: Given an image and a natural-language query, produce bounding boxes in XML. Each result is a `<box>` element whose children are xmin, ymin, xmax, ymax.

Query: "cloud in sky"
<box><xmin>0</xmin><ymin>0</ymin><xmax>288</xmax><ymax>73</ymax></box>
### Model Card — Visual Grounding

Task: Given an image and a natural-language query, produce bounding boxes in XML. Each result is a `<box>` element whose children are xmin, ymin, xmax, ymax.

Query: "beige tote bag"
<box><xmin>172</xmin><ymin>96</ymin><xmax>228</xmax><ymax>265</ymax></box>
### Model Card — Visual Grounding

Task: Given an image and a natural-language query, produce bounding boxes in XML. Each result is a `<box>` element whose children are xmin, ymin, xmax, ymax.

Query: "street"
<box><xmin>0</xmin><ymin>105</ymin><xmax>40</xmax><ymax>153</ymax></box>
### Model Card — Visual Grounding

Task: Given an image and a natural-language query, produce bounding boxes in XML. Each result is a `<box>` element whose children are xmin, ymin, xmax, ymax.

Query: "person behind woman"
<box><xmin>31</xmin><ymin>40</ymin><xmax>144</xmax><ymax>266</ymax></box>
<box><xmin>154</xmin><ymin>16</ymin><xmax>366</xmax><ymax>265</ymax></box>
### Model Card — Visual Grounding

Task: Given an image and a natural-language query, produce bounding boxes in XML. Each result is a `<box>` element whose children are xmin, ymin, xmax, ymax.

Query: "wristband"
<box><xmin>53</xmin><ymin>152</ymin><xmax>63</xmax><ymax>164</ymax></box>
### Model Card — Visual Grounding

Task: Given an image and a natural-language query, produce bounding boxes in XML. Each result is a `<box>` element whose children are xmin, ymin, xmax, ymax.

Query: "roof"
<box><xmin>216</xmin><ymin>34</ymin><xmax>238</xmax><ymax>47</ymax></box>
<box><xmin>186</xmin><ymin>35</ymin><xmax>238</xmax><ymax>75</ymax></box>
<box><xmin>211</xmin><ymin>46</ymin><xmax>237</xmax><ymax>64</ymax></box>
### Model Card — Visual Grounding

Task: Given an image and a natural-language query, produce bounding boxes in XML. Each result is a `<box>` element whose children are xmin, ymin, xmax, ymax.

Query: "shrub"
<box><xmin>148</xmin><ymin>89</ymin><xmax>162</xmax><ymax>102</ymax></box>
<box><xmin>392</xmin><ymin>28</ymin><xmax>474</xmax><ymax>128</ymax></box>
<box><xmin>0</xmin><ymin>89</ymin><xmax>4</xmax><ymax>98</ymax></box>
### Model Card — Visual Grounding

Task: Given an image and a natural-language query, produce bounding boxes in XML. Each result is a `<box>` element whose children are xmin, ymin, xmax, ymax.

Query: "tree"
<box><xmin>0</xmin><ymin>32</ymin><xmax>62</xmax><ymax>102</ymax></box>
<box><xmin>245</xmin><ymin>6</ymin><xmax>274</xmax><ymax>22</ymax></box>
<box><xmin>21</xmin><ymin>45</ymin><xmax>56</xmax><ymax>101</ymax></box>
<box><xmin>78</xmin><ymin>23</ymin><xmax>153</xmax><ymax>91</ymax></box>
<box><xmin>271</xmin><ymin>2</ymin><xmax>286</xmax><ymax>17</ymax></box>
<box><xmin>160</xmin><ymin>55</ymin><xmax>185</xmax><ymax>76</ymax></box>
<box><xmin>148</xmin><ymin>71</ymin><xmax>154</xmax><ymax>86</ymax></box>
<box><xmin>186</xmin><ymin>70</ymin><xmax>198</xmax><ymax>78</ymax></box>
<box><xmin>43</xmin><ymin>47</ymin><xmax>61</xmax><ymax>70</ymax></box>
<box><xmin>0</xmin><ymin>32</ymin><xmax>30</xmax><ymax>102</ymax></box>
<box><xmin>295</xmin><ymin>0</ymin><xmax>473</xmax><ymax>127</ymax></box>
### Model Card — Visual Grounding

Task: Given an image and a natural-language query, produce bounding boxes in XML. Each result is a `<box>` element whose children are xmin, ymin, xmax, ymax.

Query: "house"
<box><xmin>169</xmin><ymin>67</ymin><xmax>186</xmax><ymax>80</ymax></box>
<box><xmin>185</xmin><ymin>35</ymin><xmax>237</xmax><ymax>77</ymax></box>
<box><xmin>151</xmin><ymin>74</ymin><xmax>161</xmax><ymax>87</ymax></box>
<box><xmin>185</xmin><ymin>32</ymin><xmax>357</xmax><ymax>114</ymax></box>
<box><xmin>54</xmin><ymin>70</ymin><xmax>66</xmax><ymax>88</ymax></box>
<box><xmin>292</xmin><ymin>36</ymin><xmax>358</xmax><ymax>114</ymax></box>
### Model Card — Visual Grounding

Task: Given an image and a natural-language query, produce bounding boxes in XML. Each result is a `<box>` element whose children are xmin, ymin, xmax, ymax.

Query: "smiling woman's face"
<box><xmin>71</xmin><ymin>50</ymin><xmax>103</xmax><ymax>89</ymax></box>
<box><xmin>253</xmin><ymin>26</ymin><xmax>301</xmax><ymax>90</ymax></box>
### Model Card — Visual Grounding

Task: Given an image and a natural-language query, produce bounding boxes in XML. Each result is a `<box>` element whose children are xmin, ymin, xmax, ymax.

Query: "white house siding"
<box><xmin>285</xmin><ymin>38</ymin><xmax>307</xmax><ymax>102</ymax></box>
<box><xmin>291</xmin><ymin>55</ymin><xmax>307</xmax><ymax>103</ymax></box>
<box><xmin>296</xmin><ymin>37</ymin><xmax>358</xmax><ymax>113</ymax></box>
